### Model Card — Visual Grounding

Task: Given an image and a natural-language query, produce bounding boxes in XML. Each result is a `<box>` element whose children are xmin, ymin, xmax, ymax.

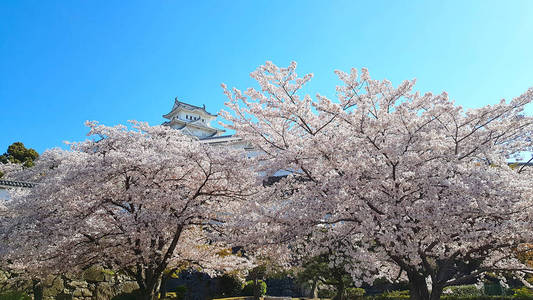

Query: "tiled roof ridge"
<box><xmin>172</xmin><ymin>97</ymin><xmax>217</xmax><ymax>117</ymax></box>
<box><xmin>200</xmin><ymin>134</ymin><xmax>236</xmax><ymax>140</ymax></box>
<box><xmin>0</xmin><ymin>179</ymin><xmax>35</xmax><ymax>188</ymax></box>
<box><xmin>176</xmin><ymin>100</ymin><xmax>206</xmax><ymax>111</ymax></box>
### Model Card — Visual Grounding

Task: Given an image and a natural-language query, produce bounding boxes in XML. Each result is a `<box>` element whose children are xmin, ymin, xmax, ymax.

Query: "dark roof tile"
<box><xmin>0</xmin><ymin>180</ymin><xmax>35</xmax><ymax>188</ymax></box>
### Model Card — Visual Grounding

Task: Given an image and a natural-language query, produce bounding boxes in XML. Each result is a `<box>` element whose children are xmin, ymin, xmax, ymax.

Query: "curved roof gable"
<box><xmin>163</xmin><ymin>97</ymin><xmax>217</xmax><ymax>120</ymax></box>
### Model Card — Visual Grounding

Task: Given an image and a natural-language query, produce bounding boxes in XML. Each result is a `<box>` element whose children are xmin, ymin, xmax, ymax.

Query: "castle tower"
<box><xmin>162</xmin><ymin>97</ymin><xmax>225</xmax><ymax>139</ymax></box>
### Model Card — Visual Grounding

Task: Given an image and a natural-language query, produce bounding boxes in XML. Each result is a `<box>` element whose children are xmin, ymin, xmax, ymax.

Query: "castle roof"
<box><xmin>163</xmin><ymin>97</ymin><xmax>217</xmax><ymax>120</ymax></box>
<box><xmin>0</xmin><ymin>179</ymin><xmax>35</xmax><ymax>189</ymax></box>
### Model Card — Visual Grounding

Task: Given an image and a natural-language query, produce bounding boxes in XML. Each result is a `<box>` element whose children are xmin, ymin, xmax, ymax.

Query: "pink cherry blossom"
<box><xmin>222</xmin><ymin>61</ymin><xmax>533</xmax><ymax>300</ymax></box>
<box><xmin>3</xmin><ymin>121</ymin><xmax>255</xmax><ymax>300</ymax></box>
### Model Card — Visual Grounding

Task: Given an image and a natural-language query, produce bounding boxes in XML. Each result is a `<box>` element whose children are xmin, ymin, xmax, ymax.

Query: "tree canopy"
<box><xmin>3</xmin><ymin>122</ymin><xmax>255</xmax><ymax>300</ymax></box>
<box><xmin>222</xmin><ymin>61</ymin><xmax>533</xmax><ymax>300</ymax></box>
<box><xmin>0</xmin><ymin>142</ymin><xmax>38</xmax><ymax>178</ymax></box>
<box><xmin>3</xmin><ymin>62</ymin><xmax>533</xmax><ymax>300</ymax></box>
<box><xmin>0</xmin><ymin>142</ymin><xmax>38</xmax><ymax>167</ymax></box>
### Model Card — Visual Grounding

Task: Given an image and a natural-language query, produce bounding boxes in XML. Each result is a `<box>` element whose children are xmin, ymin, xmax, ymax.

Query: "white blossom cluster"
<box><xmin>2</xmin><ymin>61</ymin><xmax>533</xmax><ymax>300</ymax></box>
<box><xmin>221</xmin><ymin>61</ymin><xmax>533</xmax><ymax>299</ymax></box>
<box><xmin>1</xmin><ymin>121</ymin><xmax>255</xmax><ymax>298</ymax></box>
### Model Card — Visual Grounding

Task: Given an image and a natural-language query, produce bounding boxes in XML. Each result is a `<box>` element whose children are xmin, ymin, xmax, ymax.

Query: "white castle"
<box><xmin>162</xmin><ymin>97</ymin><xmax>224</xmax><ymax>138</ymax></box>
<box><xmin>162</xmin><ymin>97</ymin><xmax>246</xmax><ymax>147</ymax></box>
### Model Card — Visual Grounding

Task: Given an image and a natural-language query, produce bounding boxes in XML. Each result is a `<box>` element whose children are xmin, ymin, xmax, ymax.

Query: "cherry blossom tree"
<box><xmin>3</xmin><ymin>121</ymin><xmax>255</xmax><ymax>300</ymax></box>
<box><xmin>221</xmin><ymin>61</ymin><xmax>533</xmax><ymax>300</ymax></box>
<box><xmin>0</xmin><ymin>162</ymin><xmax>24</xmax><ymax>179</ymax></box>
<box><xmin>0</xmin><ymin>163</ymin><xmax>37</xmax><ymax>297</ymax></box>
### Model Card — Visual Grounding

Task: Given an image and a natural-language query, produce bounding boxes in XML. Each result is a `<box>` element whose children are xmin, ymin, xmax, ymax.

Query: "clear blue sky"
<box><xmin>1</xmin><ymin>1</ymin><xmax>532</xmax><ymax>153</ymax></box>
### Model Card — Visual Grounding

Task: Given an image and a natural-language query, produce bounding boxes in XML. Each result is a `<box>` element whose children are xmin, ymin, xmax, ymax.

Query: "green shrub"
<box><xmin>173</xmin><ymin>286</ymin><xmax>187</xmax><ymax>300</ymax></box>
<box><xmin>161</xmin><ymin>288</ymin><xmax>187</xmax><ymax>299</ymax></box>
<box><xmin>218</xmin><ymin>274</ymin><xmax>243</xmax><ymax>297</ymax></box>
<box><xmin>111</xmin><ymin>289</ymin><xmax>141</xmax><ymax>300</ymax></box>
<box><xmin>441</xmin><ymin>296</ymin><xmax>516</xmax><ymax>300</ymax></box>
<box><xmin>443</xmin><ymin>285</ymin><xmax>483</xmax><ymax>297</ymax></box>
<box><xmin>241</xmin><ymin>280</ymin><xmax>266</xmax><ymax>297</ymax></box>
<box><xmin>371</xmin><ymin>295</ymin><xmax>409</xmax><ymax>300</ymax></box>
<box><xmin>383</xmin><ymin>290</ymin><xmax>410</xmax><ymax>297</ymax></box>
<box><xmin>346</xmin><ymin>287</ymin><xmax>366</xmax><ymax>299</ymax></box>
<box><xmin>369</xmin><ymin>289</ymin><xmax>532</xmax><ymax>300</ymax></box>
<box><xmin>370</xmin><ymin>296</ymin><xmax>521</xmax><ymax>300</ymax></box>
<box><xmin>369</xmin><ymin>290</ymin><xmax>409</xmax><ymax>300</ymax></box>
<box><xmin>513</xmin><ymin>287</ymin><xmax>533</xmax><ymax>300</ymax></box>
<box><xmin>485</xmin><ymin>283</ymin><xmax>512</xmax><ymax>296</ymax></box>
<box><xmin>317</xmin><ymin>288</ymin><xmax>336</xmax><ymax>298</ymax></box>
<box><xmin>0</xmin><ymin>291</ymin><xmax>31</xmax><ymax>300</ymax></box>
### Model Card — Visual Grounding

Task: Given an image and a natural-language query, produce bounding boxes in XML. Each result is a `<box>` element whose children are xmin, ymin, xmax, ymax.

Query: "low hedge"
<box><xmin>347</xmin><ymin>287</ymin><xmax>366</xmax><ymax>298</ymax></box>
<box><xmin>443</xmin><ymin>285</ymin><xmax>484</xmax><ymax>297</ymax></box>
<box><xmin>0</xmin><ymin>291</ymin><xmax>31</xmax><ymax>300</ymax></box>
<box><xmin>369</xmin><ymin>296</ymin><xmax>533</xmax><ymax>300</ymax></box>
<box><xmin>442</xmin><ymin>297</ymin><xmax>531</xmax><ymax>300</ymax></box>
<box><xmin>211</xmin><ymin>297</ymin><xmax>253</xmax><ymax>300</ymax></box>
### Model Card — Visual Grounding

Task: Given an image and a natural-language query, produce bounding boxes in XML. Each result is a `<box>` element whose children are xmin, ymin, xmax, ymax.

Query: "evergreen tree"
<box><xmin>0</xmin><ymin>142</ymin><xmax>39</xmax><ymax>168</ymax></box>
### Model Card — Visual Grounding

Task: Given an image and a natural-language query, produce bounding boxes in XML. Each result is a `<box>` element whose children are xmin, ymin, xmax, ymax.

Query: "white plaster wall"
<box><xmin>176</xmin><ymin>111</ymin><xmax>213</xmax><ymax>126</ymax></box>
<box><xmin>177</xmin><ymin>111</ymin><xmax>191</xmax><ymax>121</ymax></box>
<box><xmin>190</xmin><ymin>127</ymin><xmax>214</xmax><ymax>137</ymax></box>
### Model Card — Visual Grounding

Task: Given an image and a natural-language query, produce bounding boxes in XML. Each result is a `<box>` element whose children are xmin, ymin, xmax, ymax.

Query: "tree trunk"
<box><xmin>253</xmin><ymin>278</ymin><xmax>260</xmax><ymax>300</ymax></box>
<box><xmin>310</xmin><ymin>279</ymin><xmax>318</xmax><ymax>298</ymax></box>
<box><xmin>160</xmin><ymin>274</ymin><xmax>168</xmax><ymax>299</ymax></box>
<box><xmin>334</xmin><ymin>281</ymin><xmax>345</xmax><ymax>300</ymax></box>
<box><xmin>137</xmin><ymin>276</ymin><xmax>162</xmax><ymax>300</ymax></box>
<box><xmin>32</xmin><ymin>279</ymin><xmax>43</xmax><ymax>300</ymax></box>
<box><xmin>430</xmin><ymin>285</ymin><xmax>443</xmax><ymax>300</ymax></box>
<box><xmin>407</xmin><ymin>272</ymin><xmax>430</xmax><ymax>300</ymax></box>
<box><xmin>138</xmin><ymin>285</ymin><xmax>159</xmax><ymax>300</ymax></box>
